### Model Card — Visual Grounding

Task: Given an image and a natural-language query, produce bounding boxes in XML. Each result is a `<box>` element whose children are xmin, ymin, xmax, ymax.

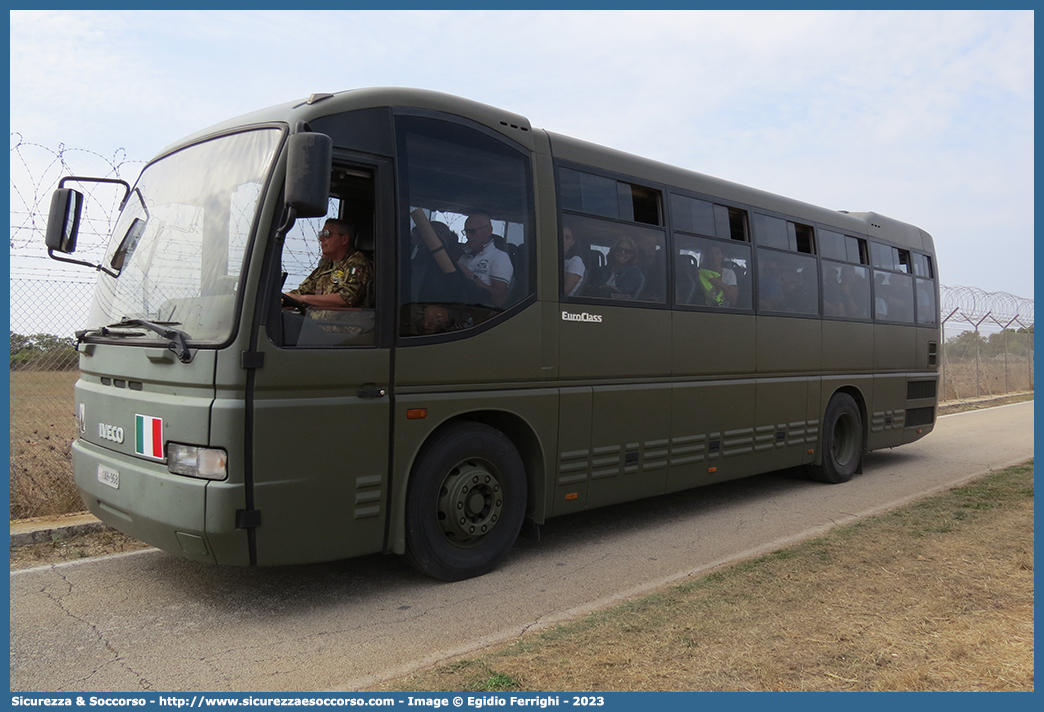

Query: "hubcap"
<box><xmin>436</xmin><ymin>459</ymin><xmax>504</xmax><ymax>547</ymax></box>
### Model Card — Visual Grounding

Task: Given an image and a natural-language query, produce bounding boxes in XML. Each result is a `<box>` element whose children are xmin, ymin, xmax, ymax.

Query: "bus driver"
<box><xmin>285</xmin><ymin>218</ymin><xmax>372</xmax><ymax>310</ymax></box>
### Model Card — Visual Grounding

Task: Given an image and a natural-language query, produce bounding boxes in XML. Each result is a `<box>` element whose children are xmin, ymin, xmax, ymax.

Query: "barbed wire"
<box><xmin>941</xmin><ymin>284</ymin><xmax>1034</xmax><ymax>330</ymax></box>
<box><xmin>9</xmin><ymin>133</ymin><xmax>146</xmax><ymax>255</ymax></box>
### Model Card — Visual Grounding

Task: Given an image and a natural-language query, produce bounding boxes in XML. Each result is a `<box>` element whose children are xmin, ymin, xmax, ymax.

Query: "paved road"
<box><xmin>10</xmin><ymin>402</ymin><xmax>1033</xmax><ymax>692</ymax></box>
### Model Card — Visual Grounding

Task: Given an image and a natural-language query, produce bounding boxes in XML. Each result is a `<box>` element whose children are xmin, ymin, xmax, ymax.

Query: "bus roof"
<box><xmin>163</xmin><ymin>87</ymin><xmax>933</xmax><ymax>255</ymax></box>
<box><xmin>162</xmin><ymin>87</ymin><xmax>535</xmax><ymax>156</ymax></box>
<box><xmin>546</xmin><ymin>130</ymin><xmax>935</xmax><ymax>254</ymax></box>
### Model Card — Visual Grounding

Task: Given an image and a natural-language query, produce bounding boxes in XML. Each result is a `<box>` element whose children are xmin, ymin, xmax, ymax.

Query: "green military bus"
<box><xmin>46</xmin><ymin>88</ymin><xmax>940</xmax><ymax>580</ymax></box>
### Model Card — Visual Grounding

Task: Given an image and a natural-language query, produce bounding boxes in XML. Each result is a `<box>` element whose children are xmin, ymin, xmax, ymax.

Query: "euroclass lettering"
<box><xmin>561</xmin><ymin>311</ymin><xmax>603</xmax><ymax>323</ymax></box>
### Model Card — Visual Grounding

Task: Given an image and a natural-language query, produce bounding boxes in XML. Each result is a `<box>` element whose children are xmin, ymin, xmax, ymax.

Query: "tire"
<box><xmin>403</xmin><ymin>423</ymin><xmax>526</xmax><ymax>581</ymax></box>
<box><xmin>809</xmin><ymin>393</ymin><xmax>863</xmax><ymax>484</ymax></box>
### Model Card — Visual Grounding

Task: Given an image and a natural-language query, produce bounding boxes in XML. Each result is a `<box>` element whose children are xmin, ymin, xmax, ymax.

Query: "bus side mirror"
<box><xmin>285</xmin><ymin>132</ymin><xmax>333</xmax><ymax>218</ymax></box>
<box><xmin>45</xmin><ymin>188</ymin><xmax>85</xmax><ymax>254</ymax></box>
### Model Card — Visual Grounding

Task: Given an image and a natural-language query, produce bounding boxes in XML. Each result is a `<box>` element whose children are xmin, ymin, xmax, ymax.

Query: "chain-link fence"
<box><xmin>9</xmin><ymin>278</ymin><xmax>93</xmax><ymax>519</ymax></box>
<box><xmin>8</xmin><ymin>136</ymin><xmax>1034</xmax><ymax>519</ymax></box>
<box><xmin>10</xmin><ymin>134</ymin><xmax>144</xmax><ymax>518</ymax></box>
<box><xmin>939</xmin><ymin>285</ymin><xmax>1034</xmax><ymax>401</ymax></box>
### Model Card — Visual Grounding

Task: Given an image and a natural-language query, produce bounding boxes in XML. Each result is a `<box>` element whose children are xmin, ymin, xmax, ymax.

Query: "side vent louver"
<box><xmin>907</xmin><ymin>379</ymin><xmax>937</xmax><ymax>400</ymax></box>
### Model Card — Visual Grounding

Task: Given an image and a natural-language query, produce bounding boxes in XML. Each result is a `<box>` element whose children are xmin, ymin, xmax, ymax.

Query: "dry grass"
<box><xmin>937</xmin><ymin>392</ymin><xmax>1033</xmax><ymax>415</ymax></box>
<box><xmin>371</xmin><ymin>462</ymin><xmax>1034</xmax><ymax>692</ymax></box>
<box><xmin>9</xmin><ymin>528</ymin><xmax>152</xmax><ymax>570</ymax></box>
<box><xmin>9</xmin><ymin>370</ymin><xmax>82</xmax><ymax>519</ymax></box>
<box><xmin>942</xmin><ymin>359</ymin><xmax>1034</xmax><ymax>401</ymax></box>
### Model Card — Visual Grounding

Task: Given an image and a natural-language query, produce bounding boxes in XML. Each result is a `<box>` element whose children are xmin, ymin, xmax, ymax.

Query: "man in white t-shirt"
<box><xmin>457</xmin><ymin>212</ymin><xmax>514</xmax><ymax>308</ymax></box>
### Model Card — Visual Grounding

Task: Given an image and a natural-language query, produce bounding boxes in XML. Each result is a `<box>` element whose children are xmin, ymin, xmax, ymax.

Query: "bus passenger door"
<box><xmin>249</xmin><ymin>156</ymin><xmax>394</xmax><ymax>566</ymax></box>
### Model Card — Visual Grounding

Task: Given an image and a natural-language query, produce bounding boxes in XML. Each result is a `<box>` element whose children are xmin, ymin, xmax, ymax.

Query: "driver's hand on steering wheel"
<box><xmin>282</xmin><ymin>292</ymin><xmax>309</xmax><ymax>312</ymax></box>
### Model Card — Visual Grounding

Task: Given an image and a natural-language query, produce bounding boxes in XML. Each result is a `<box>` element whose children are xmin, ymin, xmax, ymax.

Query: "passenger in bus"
<box><xmin>285</xmin><ymin>218</ymin><xmax>372</xmax><ymax>311</ymax></box>
<box><xmin>562</xmin><ymin>227</ymin><xmax>586</xmax><ymax>296</ymax></box>
<box><xmin>873</xmin><ymin>273</ymin><xmax>890</xmax><ymax>317</ymax></box>
<box><xmin>584</xmin><ymin>236</ymin><xmax>645</xmax><ymax>300</ymax></box>
<box><xmin>757</xmin><ymin>253</ymin><xmax>786</xmax><ymax>311</ymax></box>
<box><xmin>824</xmin><ymin>265</ymin><xmax>869</xmax><ymax>318</ymax></box>
<box><xmin>778</xmin><ymin>267</ymin><xmax>816</xmax><ymax>313</ymax></box>
<box><xmin>456</xmin><ymin>212</ymin><xmax>513</xmax><ymax>308</ymax></box>
<box><xmin>697</xmin><ymin>244</ymin><xmax>738</xmax><ymax>307</ymax></box>
<box><xmin>635</xmin><ymin>233</ymin><xmax>665</xmax><ymax>302</ymax></box>
<box><xmin>823</xmin><ymin>269</ymin><xmax>844</xmax><ymax>317</ymax></box>
<box><xmin>420</xmin><ymin>305</ymin><xmax>452</xmax><ymax>334</ymax></box>
<box><xmin>875</xmin><ymin>272</ymin><xmax>912</xmax><ymax>321</ymax></box>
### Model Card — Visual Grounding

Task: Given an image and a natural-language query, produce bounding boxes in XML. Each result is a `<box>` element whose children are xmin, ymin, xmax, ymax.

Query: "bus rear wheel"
<box><xmin>810</xmin><ymin>393</ymin><xmax>862</xmax><ymax>484</ymax></box>
<box><xmin>403</xmin><ymin>423</ymin><xmax>526</xmax><ymax>581</ymax></box>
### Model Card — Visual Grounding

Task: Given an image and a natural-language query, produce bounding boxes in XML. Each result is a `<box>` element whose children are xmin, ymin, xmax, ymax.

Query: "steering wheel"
<box><xmin>281</xmin><ymin>293</ymin><xmax>308</xmax><ymax>314</ymax></box>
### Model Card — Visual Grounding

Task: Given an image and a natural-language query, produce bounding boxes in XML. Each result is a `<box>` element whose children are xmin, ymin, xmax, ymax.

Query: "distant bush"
<box><xmin>10</xmin><ymin>332</ymin><xmax>78</xmax><ymax>371</ymax></box>
<box><xmin>944</xmin><ymin>326</ymin><xmax>1034</xmax><ymax>361</ymax></box>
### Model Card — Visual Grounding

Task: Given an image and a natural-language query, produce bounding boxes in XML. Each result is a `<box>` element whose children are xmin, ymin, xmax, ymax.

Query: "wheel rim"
<box><xmin>436</xmin><ymin>459</ymin><xmax>504</xmax><ymax>548</ymax></box>
<box><xmin>831</xmin><ymin>411</ymin><xmax>858</xmax><ymax>467</ymax></box>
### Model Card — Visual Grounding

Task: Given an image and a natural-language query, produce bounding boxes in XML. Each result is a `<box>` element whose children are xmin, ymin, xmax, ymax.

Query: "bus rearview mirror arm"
<box><xmin>45</xmin><ymin>177</ymin><xmax>130</xmax><ymax>278</ymax></box>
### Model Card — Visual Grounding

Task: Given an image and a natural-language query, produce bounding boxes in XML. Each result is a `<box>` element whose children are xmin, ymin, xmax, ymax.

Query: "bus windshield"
<box><xmin>87</xmin><ymin>128</ymin><xmax>283</xmax><ymax>344</ymax></box>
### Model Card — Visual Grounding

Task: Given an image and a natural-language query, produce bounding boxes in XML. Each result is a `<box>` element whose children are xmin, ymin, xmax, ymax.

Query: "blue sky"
<box><xmin>9</xmin><ymin>9</ymin><xmax>1035</xmax><ymax>300</ymax></box>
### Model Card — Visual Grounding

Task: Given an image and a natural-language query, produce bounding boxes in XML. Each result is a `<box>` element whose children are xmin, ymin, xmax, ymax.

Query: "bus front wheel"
<box><xmin>403</xmin><ymin>423</ymin><xmax>526</xmax><ymax>581</ymax></box>
<box><xmin>810</xmin><ymin>393</ymin><xmax>862</xmax><ymax>484</ymax></box>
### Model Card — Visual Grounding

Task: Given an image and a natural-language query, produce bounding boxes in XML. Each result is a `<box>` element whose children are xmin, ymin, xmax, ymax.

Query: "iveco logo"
<box><xmin>98</xmin><ymin>423</ymin><xmax>125</xmax><ymax>443</ymax></box>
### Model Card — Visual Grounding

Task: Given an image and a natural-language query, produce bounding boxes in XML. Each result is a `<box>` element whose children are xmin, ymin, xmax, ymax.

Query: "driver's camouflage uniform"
<box><xmin>290</xmin><ymin>251</ymin><xmax>372</xmax><ymax>310</ymax></box>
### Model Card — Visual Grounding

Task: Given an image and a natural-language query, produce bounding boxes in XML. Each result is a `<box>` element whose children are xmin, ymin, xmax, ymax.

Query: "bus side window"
<box><xmin>870</xmin><ymin>240</ymin><xmax>916</xmax><ymax>324</ymax></box>
<box><xmin>559</xmin><ymin>166</ymin><xmax>666</xmax><ymax>305</ymax></box>
<box><xmin>757</xmin><ymin>248</ymin><xmax>819</xmax><ymax>315</ymax></box>
<box><xmin>563</xmin><ymin>213</ymin><xmax>666</xmax><ymax>304</ymax></box>
<box><xmin>277</xmin><ymin>167</ymin><xmax>379</xmax><ymax>348</ymax></box>
<box><xmin>397</xmin><ymin>116</ymin><xmax>534</xmax><ymax>337</ymax></box>
<box><xmin>915</xmin><ymin>278</ymin><xmax>937</xmax><ymax>325</ymax></box>
<box><xmin>675</xmin><ymin>235</ymin><xmax>751</xmax><ymax>310</ymax></box>
<box><xmin>873</xmin><ymin>270</ymin><xmax>915</xmax><ymax>323</ymax></box>
<box><xmin>820</xmin><ymin>232</ymin><xmax>870</xmax><ymax>321</ymax></box>
<box><xmin>822</xmin><ymin>262</ymin><xmax>871</xmax><ymax>319</ymax></box>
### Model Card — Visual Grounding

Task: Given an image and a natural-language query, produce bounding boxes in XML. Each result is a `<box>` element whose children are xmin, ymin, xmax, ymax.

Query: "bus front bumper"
<box><xmin>72</xmin><ymin>439</ymin><xmax>247</xmax><ymax>565</ymax></box>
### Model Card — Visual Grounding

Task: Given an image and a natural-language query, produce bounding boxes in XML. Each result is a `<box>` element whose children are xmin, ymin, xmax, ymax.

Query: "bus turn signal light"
<box><xmin>565</xmin><ymin>492</ymin><xmax>578</xmax><ymax>500</ymax></box>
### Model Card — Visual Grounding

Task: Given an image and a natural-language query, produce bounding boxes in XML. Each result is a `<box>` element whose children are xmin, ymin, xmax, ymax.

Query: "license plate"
<box><xmin>97</xmin><ymin>464</ymin><xmax>120</xmax><ymax>489</ymax></box>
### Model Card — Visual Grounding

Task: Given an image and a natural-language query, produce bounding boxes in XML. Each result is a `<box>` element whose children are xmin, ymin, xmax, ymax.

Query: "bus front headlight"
<box><xmin>167</xmin><ymin>444</ymin><xmax>228</xmax><ymax>480</ymax></box>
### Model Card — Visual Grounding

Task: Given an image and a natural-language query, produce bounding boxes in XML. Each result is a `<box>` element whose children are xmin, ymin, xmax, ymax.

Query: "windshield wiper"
<box><xmin>77</xmin><ymin>318</ymin><xmax>193</xmax><ymax>363</ymax></box>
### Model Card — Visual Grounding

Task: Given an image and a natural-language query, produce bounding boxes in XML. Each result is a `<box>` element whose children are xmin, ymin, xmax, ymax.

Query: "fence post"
<box><xmin>989</xmin><ymin>315</ymin><xmax>1019</xmax><ymax>395</ymax></box>
<box><xmin>941</xmin><ymin>308</ymin><xmax>959</xmax><ymax>401</ymax></box>
<box><xmin>961</xmin><ymin>313</ymin><xmax>991</xmax><ymax>397</ymax></box>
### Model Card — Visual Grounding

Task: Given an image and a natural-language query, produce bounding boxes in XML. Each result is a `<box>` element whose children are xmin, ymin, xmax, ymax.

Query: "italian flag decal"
<box><xmin>135</xmin><ymin>414</ymin><xmax>164</xmax><ymax>460</ymax></box>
